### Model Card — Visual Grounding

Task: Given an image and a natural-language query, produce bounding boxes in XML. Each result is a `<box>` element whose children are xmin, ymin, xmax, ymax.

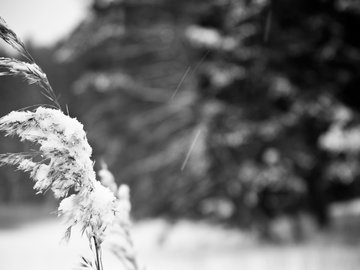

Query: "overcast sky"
<box><xmin>0</xmin><ymin>0</ymin><xmax>89</xmax><ymax>46</ymax></box>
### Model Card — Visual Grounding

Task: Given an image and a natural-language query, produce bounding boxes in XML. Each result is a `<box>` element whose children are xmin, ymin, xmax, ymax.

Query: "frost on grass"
<box><xmin>0</xmin><ymin>107</ymin><xmax>127</xmax><ymax>243</ymax></box>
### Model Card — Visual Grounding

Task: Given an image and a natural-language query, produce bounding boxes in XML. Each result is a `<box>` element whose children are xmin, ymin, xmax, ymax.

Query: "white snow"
<box><xmin>1</xmin><ymin>217</ymin><xmax>360</xmax><ymax>270</ymax></box>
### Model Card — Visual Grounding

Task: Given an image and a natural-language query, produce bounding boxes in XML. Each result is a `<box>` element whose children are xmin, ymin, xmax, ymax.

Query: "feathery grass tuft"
<box><xmin>0</xmin><ymin>16</ymin><xmax>61</xmax><ymax>109</ymax></box>
<box><xmin>0</xmin><ymin>16</ymin><xmax>140</xmax><ymax>270</ymax></box>
<box><xmin>0</xmin><ymin>17</ymin><xmax>34</xmax><ymax>62</ymax></box>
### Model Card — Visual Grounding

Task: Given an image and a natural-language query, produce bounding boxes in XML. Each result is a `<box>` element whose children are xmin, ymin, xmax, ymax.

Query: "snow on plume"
<box><xmin>0</xmin><ymin>107</ymin><xmax>125</xmax><ymax>243</ymax></box>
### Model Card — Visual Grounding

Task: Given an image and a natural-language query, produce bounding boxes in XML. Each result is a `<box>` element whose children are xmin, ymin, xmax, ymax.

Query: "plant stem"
<box><xmin>93</xmin><ymin>236</ymin><xmax>103</xmax><ymax>270</ymax></box>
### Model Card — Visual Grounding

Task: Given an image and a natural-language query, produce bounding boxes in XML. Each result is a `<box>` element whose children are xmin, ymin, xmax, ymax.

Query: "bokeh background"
<box><xmin>1</xmin><ymin>0</ymin><xmax>360</xmax><ymax>269</ymax></box>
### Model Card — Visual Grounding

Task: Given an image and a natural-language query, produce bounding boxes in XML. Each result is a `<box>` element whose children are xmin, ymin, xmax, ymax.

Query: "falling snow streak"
<box><xmin>171</xmin><ymin>66</ymin><xmax>191</xmax><ymax>100</ymax></box>
<box><xmin>181</xmin><ymin>128</ymin><xmax>202</xmax><ymax>171</ymax></box>
<box><xmin>170</xmin><ymin>50</ymin><xmax>210</xmax><ymax>100</ymax></box>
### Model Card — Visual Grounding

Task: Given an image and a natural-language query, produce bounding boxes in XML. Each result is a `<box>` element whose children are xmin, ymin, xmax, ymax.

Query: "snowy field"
<box><xmin>1</xmin><ymin>205</ymin><xmax>360</xmax><ymax>270</ymax></box>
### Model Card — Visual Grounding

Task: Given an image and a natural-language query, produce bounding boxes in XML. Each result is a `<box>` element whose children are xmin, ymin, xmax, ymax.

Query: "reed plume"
<box><xmin>0</xmin><ymin>16</ymin><xmax>137</xmax><ymax>270</ymax></box>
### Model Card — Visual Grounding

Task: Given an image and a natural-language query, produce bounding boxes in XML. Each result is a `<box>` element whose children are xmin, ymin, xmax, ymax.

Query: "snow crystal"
<box><xmin>90</xmin><ymin>181</ymin><xmax>116</xmax><ymax>214</ymax></box>
<box><xmin>33</xmin><ymin>164</ymin><xmax>52</xmax><ymax>191</ymax></box>
<box><xmin>0</xmin><ymin>110</ymin><xmax>32</xmax><ymax>124</ymax></box>
<box><xmin>58</xmin><ymin>195</ymin><xmax>76</xmax><ymax>214</ymax></box>
<box><xmin>99</xmin><ymin>164</ymin><xmax>117</xmax><ymax>194</ymax></box>
<box><xmin>18</xmin><ymin>159</ymin><xmax>37</xmax><ymax>171</ymax></box>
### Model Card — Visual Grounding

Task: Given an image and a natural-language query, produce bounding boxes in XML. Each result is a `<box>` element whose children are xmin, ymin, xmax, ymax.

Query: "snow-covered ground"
<box><xmin>0</xmin><ymin>218</ymin><xmax>87</xmax><ymax>270</ymax></box>
<box><xmin>0</xmin><ymin>217</ymin><xmax>250</xmax><ymax>270</ymax></box>
<box><xmin>1</xmin><ymin>215</ymin><xmax>360</xmax><ymax>270</ymax></box>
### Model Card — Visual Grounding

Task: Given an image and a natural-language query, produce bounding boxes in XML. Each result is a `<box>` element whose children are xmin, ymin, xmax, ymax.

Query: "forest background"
<box><xmin>1</xmin><ymin>0</ymin><xmax>360</xmax><ymax>241</ymax></box>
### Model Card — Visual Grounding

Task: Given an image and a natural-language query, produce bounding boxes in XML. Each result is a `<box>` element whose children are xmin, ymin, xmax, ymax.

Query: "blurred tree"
<box><xmin>186</xmin><ymin>0</ymin><xmax>360</xmax><ymax>233</ymax></box>
<box><xmin>55</xmin><ymin>0</ymin><xmax>360</xmax><ymax>238</ymax></box>
<box><xmin>56</xmin><ymin>0</ymin><xmax>204</xmax><ymax>218</ymax></box>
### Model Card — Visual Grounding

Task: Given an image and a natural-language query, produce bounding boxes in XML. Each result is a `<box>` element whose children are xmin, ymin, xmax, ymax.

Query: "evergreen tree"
<box><xmin>57</xmin><ymin>0</ymin><xmax>360</xmax><ymax>235</ymax></box>
<box><xmin>187</xmin><ymin>0</ymin><xmax>360</xmax><ymax>230</ymax></box>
